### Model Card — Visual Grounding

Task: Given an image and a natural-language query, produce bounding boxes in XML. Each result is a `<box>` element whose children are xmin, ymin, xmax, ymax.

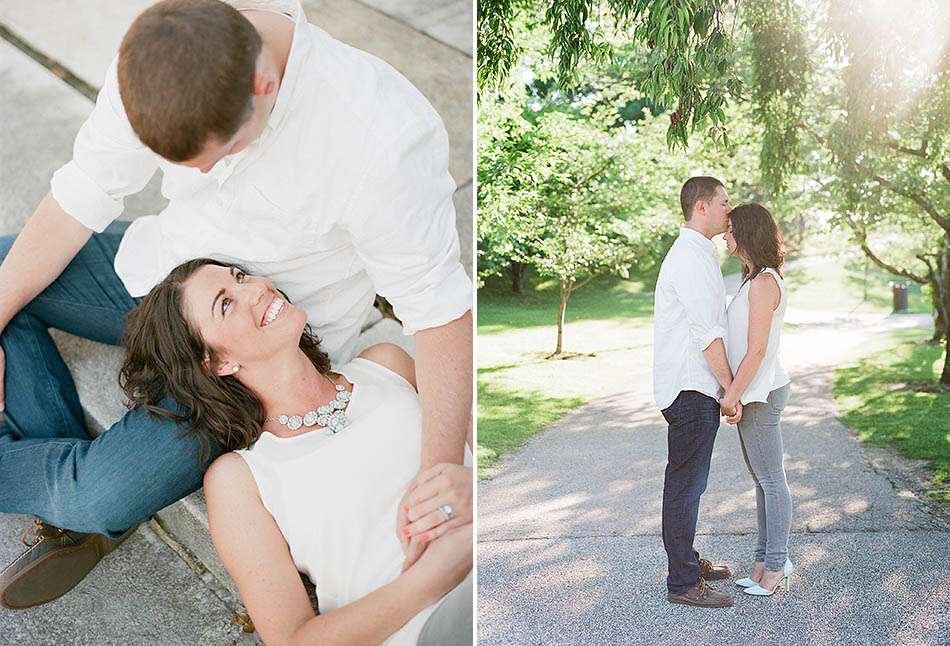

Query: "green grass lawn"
<box><xmin>834</xmin><ymin>330</ymin><xmax>950</xmax><ymax>502</ymax></box>
<box><xmin>783</xmin><ymin>254</ymin><xmax>931</xmax><ymax>315</ymax></box>
<box><xmin>478</xmin><ymin>250</ymin><xmax>936</xmax><ymax>476</ymax></box>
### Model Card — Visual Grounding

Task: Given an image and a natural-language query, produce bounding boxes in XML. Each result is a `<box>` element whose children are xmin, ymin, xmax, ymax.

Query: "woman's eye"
<box><xmin>236</xmin><ymin>271</ymin><xmax>246</xmax><ymax>283</ymax></box>
<box><xmin>222</xmin><ymin>297</ymin><xmax>231</xmax><ymax>314</ymax></box>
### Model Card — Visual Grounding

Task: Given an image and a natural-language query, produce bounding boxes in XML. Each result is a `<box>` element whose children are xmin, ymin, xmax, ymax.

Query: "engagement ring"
<box><xmin>438</xmin><ymin>504</ymin><xmax>455</xmax><ymax>521</ymax></box>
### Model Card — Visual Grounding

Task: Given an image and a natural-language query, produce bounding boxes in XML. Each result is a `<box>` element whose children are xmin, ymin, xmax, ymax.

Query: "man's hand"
<box><xmin>397</xmin><ymin>464</ymin><xmax>473</xmax><ymax>571</ymax></box>
<box><xmin>721</xmin><ymin>399</ymin><xmax>743</xmax><ymax>425</ymax></box>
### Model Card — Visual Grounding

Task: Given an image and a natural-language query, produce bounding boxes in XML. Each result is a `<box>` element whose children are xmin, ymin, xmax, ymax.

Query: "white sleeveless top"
<box><xmin>235</xmin><ymin>358</ymin><xmax>443</xmax><ymax>645</ymax></box>
<box><xmin>726</xmin><ymin>268</ymin><xmax>790</xmax><ymax>405</ymax></box>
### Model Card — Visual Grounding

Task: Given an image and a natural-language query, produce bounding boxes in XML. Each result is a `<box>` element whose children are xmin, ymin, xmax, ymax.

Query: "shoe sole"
<box><xmin>667</xmin><ymin>596</ymin><xmax>734</xmax><ymax>608</ymax></box>
<box><xmin>0</xmin><ymin>526</ymin><xmax>137</xmax><ymax>609</ymax></box>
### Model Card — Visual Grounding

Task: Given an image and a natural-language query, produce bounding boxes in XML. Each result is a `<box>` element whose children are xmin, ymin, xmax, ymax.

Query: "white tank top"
<box><xmin>235</xmin><ymin>358</ymin><xmax>441</xmax><ymax>645</ymax></box>
<box><xmin>726</xmin><ymin>268</ymin><xmax>790</xmax><ymax>405</ymax></box>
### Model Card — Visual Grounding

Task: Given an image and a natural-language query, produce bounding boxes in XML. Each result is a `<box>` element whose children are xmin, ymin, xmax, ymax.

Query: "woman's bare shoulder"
<box><xmin>203</xmin><ymin>452</ymin><xmax>254</xmax><ymax>493</ymax></box>
<box><xmin>357</xmin><ymin>343</ymin><xmax>417</xmax><ymax>390</ymax></box>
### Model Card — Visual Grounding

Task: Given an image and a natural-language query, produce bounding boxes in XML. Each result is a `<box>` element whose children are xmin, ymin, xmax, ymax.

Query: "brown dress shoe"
<box><xmin>699</xmin><ymin>557</ymin><xmax>733</xmax><ymax>581</ymax></box>
<box><xmin>667</xmin><ymin>577</ymin><xmax>735</xmax><ymax>608</ymax></box>
<box><xmin>0</xmin><ymin>519</ymin><xmax>137</xmax><ymax>609</ymax></box>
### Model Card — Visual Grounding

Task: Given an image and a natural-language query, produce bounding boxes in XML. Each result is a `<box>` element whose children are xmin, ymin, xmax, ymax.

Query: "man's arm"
<box><xmin>701</xmin><ymin>337</ymin><xmax>732</xmax><ymax>392</ymax></box>
<box><xmin>0</xmin><ymin>193</ymin><xmax>93</xmax><ymax>409</ymax></box>
<box><xmin>414</xmin><ymin>310</ymin><xmax>472</xmax><ymax>468</ymax></box>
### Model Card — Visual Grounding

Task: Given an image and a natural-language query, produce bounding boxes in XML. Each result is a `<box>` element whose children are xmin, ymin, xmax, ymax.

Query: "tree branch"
<box><xmin>881</xmin><ymin>138</ymin><xmax>928</xmax><ymax>159</ymax></box>
<box><xmin>570</xmin><ymin>269</ymin><xmax>608</xmax><ymax>293</ymax></box>
<box><xmin>870</xmin><ymin>173</ymin><xmax>950</xmax><ymax>233</ymax></box>
<box><xmin>845</xmin><ymin>218</ymin><xmax>929</xmax><ymax>284</ymax></box>
<box><xmin>801</xmin><ymin>124</ymin><xmax>950</xmax><ymax>229</ymax></box>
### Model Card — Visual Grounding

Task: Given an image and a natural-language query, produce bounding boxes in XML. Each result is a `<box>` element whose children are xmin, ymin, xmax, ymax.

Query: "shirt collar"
<box><xmin>679</xmin><ymin>226</ymin><xmax>717</xmax><ymax>254</ymax></box>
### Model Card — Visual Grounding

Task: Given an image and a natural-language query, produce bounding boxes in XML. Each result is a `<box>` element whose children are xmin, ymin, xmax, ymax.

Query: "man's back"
<box><xmin>652</xmin><ymin>228</ymin><xmax>727</xmax><ymax>410</ymax></box>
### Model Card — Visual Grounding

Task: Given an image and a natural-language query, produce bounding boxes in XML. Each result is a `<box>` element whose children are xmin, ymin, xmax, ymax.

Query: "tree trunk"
<box><xmin>553</xmin><ymin>279</ymin><xmax>572</xmax><ymax>357</ymax></box>
<box><xmin>938</xmin><ymin>245</ymin><xmax>950</xmax><ymax>384</ymax></box>
<box><xmin>942</xmin><ymin>331</ymin><xmax>950</xmax><ymax>385</ymax></box>
<box><xmin>931</xmin><ymin>275</ymin><xmax>947</xmax><ymax>343</ymax></box>
<box><xmin>510</xmin><ymin>261</ymin><xmax>525</xmax><ymax>295</ymax></box>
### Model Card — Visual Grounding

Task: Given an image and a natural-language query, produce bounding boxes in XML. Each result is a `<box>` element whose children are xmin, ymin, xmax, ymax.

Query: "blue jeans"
<box><xmin>660</xmin><ymin>390</ymin><xmax>721</xmax><ymax>594</ymax></box>
<box><xmin>0</xmin><ymin>222</ymin><xmax>220</xmax><ymax>539</ymax></box>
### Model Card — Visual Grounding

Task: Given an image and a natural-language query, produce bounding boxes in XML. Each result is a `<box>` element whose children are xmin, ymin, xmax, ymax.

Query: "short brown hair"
<box><xmin>729</xmin><ymin>203</ymin><xmax>786</xmax><ymax>283</ymax></box>
<box><xmin>680</xmin><ymin>176</ymin><xmax>724</xmax><ymax>221</ymax></box>
<box><xmin>120</xmin><ymin>259</ymin><xmax>332</xmax><ymax>465</ymax></box>
<box><xmin>117</xmin><ymin>0</ymin><xmax>262</xmax><ymax>162</ymax></box>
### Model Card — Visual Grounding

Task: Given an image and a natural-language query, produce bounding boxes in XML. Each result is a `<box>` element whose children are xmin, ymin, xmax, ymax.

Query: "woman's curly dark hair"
<box><xmin>729</xmin><ymin>203</ymin><xmax>786</xmax><ymax>284</ymax></box>
<box><xmin>119</xmin><ymin>258</ymin><xmax>331</xmax><ymax>465</ymax></box>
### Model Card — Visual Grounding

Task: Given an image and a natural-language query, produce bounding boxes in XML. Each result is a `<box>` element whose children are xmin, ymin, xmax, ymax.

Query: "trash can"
<box><xmin>891</xmin><ymin>281</ymin><xmax>908</xmax><ymax>312</ymax></box>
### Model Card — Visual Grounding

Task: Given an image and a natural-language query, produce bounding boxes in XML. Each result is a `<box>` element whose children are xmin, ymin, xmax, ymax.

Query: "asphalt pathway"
<box><xmin>477</xmin><ymin>308</ymin><xmax>950</xmax><ymax>645</ymax></box>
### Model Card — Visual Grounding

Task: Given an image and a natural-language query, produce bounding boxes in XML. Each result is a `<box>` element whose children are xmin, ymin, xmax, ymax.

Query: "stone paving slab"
<box><xmin>356</xmin><ymin>0</ymin><xmax>472</xmax><ymax>55</ymax></box>
<box><xmin>478</xmin><ymin>532</ymin><xmax>950</xmax><ymax>646</ymax></box>
<box><xmin>0</xmin><ymin>514</ymin><xmax>257</xmax><ymax>645</ymax></box>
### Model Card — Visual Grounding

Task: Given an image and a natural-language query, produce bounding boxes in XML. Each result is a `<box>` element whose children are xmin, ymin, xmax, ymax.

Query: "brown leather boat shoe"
<box><xmin>699</xmin><ymin>557</ymin><xmax>733</xmax><ymax>581</ymax></box>
<box><xmin>0</xmin><ymin>519</ymin><xmax>137</xmax><ymax>609</ymax></box>
<box><xmin>667</xmin><ymin>578</ymin><xmax>735</xmax><ymax>608</ymax></box>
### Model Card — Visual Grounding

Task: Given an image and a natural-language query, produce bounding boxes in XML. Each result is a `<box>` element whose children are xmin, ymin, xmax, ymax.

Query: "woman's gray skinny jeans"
<box><xmin>737</xmin><ymin>383</ymin><xmax>792</xmax><ymax>572</ymax></box>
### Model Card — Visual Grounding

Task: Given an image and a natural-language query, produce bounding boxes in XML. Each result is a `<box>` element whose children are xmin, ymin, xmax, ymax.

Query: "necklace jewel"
<box><xmin>266</xmin><ymin>375</ymin><xmax>352</xmax><ymax>435</ymax></box>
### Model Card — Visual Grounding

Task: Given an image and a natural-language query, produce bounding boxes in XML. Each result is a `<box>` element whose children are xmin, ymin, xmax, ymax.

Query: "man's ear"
<box><xmin>252</xmin><ymin>71</ymin><xmax>278</xmax><ymax>97</ymax></box>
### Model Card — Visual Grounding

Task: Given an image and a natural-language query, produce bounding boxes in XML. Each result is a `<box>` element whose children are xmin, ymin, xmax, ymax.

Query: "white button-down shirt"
<box><xmin>652</xmin><ymin>227</ymin><xmax>727</xmax><ymax>410</ymax></box>
<box><xmin>49</xmin><ymin>0</ymin><xmax>471</xmax><ymax>365</ymax></box>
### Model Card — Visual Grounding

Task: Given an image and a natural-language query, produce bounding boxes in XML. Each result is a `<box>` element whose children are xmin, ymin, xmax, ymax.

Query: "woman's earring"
<box><xmin>231</xmin><ymin>365</ymin><xmax>240</xmax><ymax>374</ymax></box>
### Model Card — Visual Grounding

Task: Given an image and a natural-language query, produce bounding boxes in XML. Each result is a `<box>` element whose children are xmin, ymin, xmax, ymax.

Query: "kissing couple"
<box><xmin>653</xmin><ymin>176</ymin><xmax>793</xmax><ymax>608</ymax></box>
<box><xmin>0</xmin><ymin>1</ymin><xmax>472</xmax><ymax>643</ymax></box>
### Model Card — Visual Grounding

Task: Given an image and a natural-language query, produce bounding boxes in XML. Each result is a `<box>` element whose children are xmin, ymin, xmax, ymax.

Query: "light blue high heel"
<box><xmin>743</xmin><ymin>559</ymin><xmax>794</xmax><ymax>596</ymax></box>
<box><xmin>736</xmin><ymin>558</ymin><xmax>793</xmax><ymax>590</ymax></box>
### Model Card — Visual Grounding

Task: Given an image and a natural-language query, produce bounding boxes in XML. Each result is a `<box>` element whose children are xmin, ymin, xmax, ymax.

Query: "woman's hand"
<box><xmin>720</xmin><ymin>397</ymin><xmax>743</xmax><ymax>424</ymax></box>
<box><xmin>404</xmin><ymin>523</ymin><xmax>472</xmax><ymax>604</ymax></box>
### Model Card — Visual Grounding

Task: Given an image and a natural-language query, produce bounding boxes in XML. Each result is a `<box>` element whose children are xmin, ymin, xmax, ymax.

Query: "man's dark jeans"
<box><xmin>0</xmin><ymin>222</ymin><xmax>221</xmax><ymax>539</ymax></box>
<box><xmin>660</xmin><ymin>389</ymin><xmax>721</xmax><ymax>594</ymax></box>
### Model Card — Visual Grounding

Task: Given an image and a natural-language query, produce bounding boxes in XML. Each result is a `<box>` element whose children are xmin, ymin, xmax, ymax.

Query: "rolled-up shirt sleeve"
<box><xmin>50</xmin><ymin>56</ymin><xmax>158</xmax><ymax>232</ymax></box>
<box><xmin>670</xmin><ymin>256</ymin><xmax>726</xmax><ymax>352</ymax></box>
<box><xmin>343</xmin><ymin>116</ymin><xmax>472</xmax><ymax>335</ymax></box>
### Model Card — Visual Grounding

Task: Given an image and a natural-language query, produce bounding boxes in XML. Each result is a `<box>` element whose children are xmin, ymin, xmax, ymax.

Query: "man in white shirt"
<box><xmin>0</xmin><ymin>0</ymin><xmax>471</xmax><ymax>608</ymax></box>
<box><xmin>652</xmin><ymin>176</ymin><xmax>740</xmax><ymax>608</ymax></box>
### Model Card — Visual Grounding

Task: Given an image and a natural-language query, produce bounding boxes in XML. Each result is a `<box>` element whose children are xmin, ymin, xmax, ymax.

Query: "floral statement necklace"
<box><xmin>265</xmin><ymin>375</ymin><xmax>352</xmax><ymax>434</ymax></box>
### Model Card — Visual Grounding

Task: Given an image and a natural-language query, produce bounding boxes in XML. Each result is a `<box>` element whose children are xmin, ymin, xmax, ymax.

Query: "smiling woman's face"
<box><xmin>181</xmin><ymin>264</ymin><xmax>307</xmax><ymax>373</ymax></box>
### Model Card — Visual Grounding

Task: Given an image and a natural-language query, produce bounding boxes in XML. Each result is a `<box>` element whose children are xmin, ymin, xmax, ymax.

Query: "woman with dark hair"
<box><xmin>120</xmin><ymin>258</ymin><xmax>472</xmax><ymax>645</ymax></box>
<box><xmin>720</xmin><ymin>203</ymin><xmax>794</xmax><ymax>597</ymax></box>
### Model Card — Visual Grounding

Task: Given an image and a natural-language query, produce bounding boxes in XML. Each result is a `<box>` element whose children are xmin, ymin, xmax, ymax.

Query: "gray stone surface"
<box><xmin>0</xmin><ymin>515</ymin><xmax>257</xmax><ymax>645</ymax></box>
<box><xmin>355</xmin><ymin>0</ymin><xmax>472</xmax><ymax>55</ymax></box>
<box><xmin>478</xmin><ymin>309</ymin><xmax>950</xmax><ymax>645</ymax></box>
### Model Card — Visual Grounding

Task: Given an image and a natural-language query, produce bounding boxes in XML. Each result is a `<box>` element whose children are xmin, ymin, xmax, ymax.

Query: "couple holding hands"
<box><xmin>0</xmin><ymin>1</ymin><xmax>472</xmax><ymax>644</ymax></box>
<box><xmin>654</xmin><ymin>176</ymin><xmax>794</xmax><ymax>608</ymax></box>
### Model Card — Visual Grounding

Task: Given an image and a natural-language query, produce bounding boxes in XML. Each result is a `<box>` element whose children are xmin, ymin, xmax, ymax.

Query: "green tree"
<box><xmin>812</xmin><ymin>0</ymin><xmax>950</xmax><ymax>382</ymax></box>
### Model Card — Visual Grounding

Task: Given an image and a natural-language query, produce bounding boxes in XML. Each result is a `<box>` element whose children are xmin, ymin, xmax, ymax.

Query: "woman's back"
<box><xmin>726</xmin><ymin>268</ymin><xmax>790</xmax><ymax>404</ymax></box>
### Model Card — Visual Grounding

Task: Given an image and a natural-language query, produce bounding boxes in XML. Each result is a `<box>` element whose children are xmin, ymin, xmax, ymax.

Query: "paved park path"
<box><xmin>478</xmin><ymin>303</ymin><xmax>950</xmax><ymax>645</ymax></box>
